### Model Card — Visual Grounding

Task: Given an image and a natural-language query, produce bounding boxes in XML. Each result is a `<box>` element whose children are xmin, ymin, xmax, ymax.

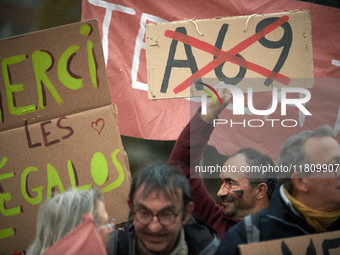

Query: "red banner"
<box><xmin>81</xmin><ymin>0</ymin><xmax>340</xmax><ymax>161</ymax></box>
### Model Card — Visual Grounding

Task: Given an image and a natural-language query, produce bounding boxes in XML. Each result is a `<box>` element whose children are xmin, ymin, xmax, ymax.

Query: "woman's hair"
<box><xmin>27</xmin><ymin>188</ymin><xmax>102</xmax><ymax>255</ymax></box>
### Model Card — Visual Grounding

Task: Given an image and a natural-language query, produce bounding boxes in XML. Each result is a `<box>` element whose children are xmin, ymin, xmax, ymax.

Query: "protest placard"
<box><xmin>239</xmin><ymin>230</ymin><xmax>340</xmax><ymax>255</ymax></box>
<box><xmin>0</xmin><ymin>19</ymin><xmax>131</xmax><ymax>254</ymax></box>
<box><xmin>146</xmin><ymin>10</ymin><xmax>313</xmax><ymax>99</ymax></box>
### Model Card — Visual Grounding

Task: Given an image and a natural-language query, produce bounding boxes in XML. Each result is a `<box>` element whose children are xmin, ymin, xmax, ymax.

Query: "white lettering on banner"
<box><xmin>88</xmin><ymin>0</ymin><xmax>166</xmax><ymax>91</ymax></box>
<box><xmin>132</xmin><ymin>14</ymin><xmax>167</xmax><ymax>91</ymax></box>
<box><xmin>88</xmin><ymin>0</ymin><xmax>136</xmax><ymax>65</ymax></box>
<box><xmin>332</xmin><ymin>59</ymin><xmax>340</xmax><ymax>67</ymax></box>
<box><xmin>86</xmin><ymin>1</ymin><xmax>340</xmax><ymax>136</ymax></box>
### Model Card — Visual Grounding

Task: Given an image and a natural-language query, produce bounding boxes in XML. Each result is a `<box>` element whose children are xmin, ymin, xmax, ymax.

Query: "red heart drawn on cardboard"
<box><xmin>91</xmin><ymin>118</ymin><xmax>105</xmax><ymax>135</ymax></box>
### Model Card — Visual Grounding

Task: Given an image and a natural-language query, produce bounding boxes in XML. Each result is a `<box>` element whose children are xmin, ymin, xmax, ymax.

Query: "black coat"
<box><xmin>107</xmin><ymin>216</ymin><xmax>220</xmax><ymax>255</ymax></box>
<box><xmin>214</xmin><ymin>185</ymin><xmax>340</xmax><ymax>255</ymax></box>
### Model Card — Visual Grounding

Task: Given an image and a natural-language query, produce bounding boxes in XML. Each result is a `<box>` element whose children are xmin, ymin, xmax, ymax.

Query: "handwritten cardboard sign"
<box><xmin>0</xmin><ymin>20</ymin><xmax>131</xmax><ymax>254</ymax></box>
<box><xmin>239</xmin><ymin>231</ymin><xmax>340</xmax><ymax>255</ymax></box>
<box><xmin>146</xmin><ymin>10</ymin><xmax>313</xmax><ymax>99</ymax></box>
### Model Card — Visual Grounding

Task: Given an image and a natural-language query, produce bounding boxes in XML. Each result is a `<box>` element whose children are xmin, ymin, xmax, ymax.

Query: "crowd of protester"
<box><xmin>24</xmin><ymin>90</ymin><xmax>339</xmax><ymax>254</ymax></box>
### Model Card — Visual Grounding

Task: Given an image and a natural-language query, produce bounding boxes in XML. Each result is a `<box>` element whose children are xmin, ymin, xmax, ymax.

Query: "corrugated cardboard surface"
<box><xmin>146</xmin><ymin>10</ymin><xmax>313</xmax><ymax>99</ymax></box>
<box><xmin>0</xmin><ymin>19</ymin><xmax>111</xmax><ymax>132</ymax></box>
<box><xmin>0</xmin><ymin>20</ymin><xmax>131</xmax><ymax>254</ymax></box>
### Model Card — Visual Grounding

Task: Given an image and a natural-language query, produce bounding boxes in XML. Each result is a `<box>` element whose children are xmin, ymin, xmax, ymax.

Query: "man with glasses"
<box><xmin>106</xmin><ymin>163</ymin><xmax>220</xmax><ymax>255</ymax></box>
<box><xmin>215</xmin><ymin>125</ymin><xmax>340</xmax><ymax>255</ymax></box>
<box><xmin>168</xmin><ymin>89</ymin><xmax>277</xmax><ymax>239</ymax></box>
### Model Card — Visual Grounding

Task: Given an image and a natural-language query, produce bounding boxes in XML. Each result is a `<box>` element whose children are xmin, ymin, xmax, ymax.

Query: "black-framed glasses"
<box><xmin>133</xmin><ymin>207</ymin><xmax>181</xmax><ymax>226</ymax></box>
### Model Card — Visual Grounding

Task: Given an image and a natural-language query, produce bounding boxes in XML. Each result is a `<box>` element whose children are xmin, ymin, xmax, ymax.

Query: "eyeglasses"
<box><xmin>98</xmin><ymin>218</ymin><xmax>115</xmax><ymax>231</ymax></box>
<box><xmin>133</xmin><ymin>207</ymin><xmax>181</xmax><ymax>226</ymax></box>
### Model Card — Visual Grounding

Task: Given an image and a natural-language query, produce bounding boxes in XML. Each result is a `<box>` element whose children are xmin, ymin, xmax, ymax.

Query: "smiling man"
<box><xmin>106</xmin><ymin>163</ymin><xmax>220</xmax><ymax>255</ymax></box>
<box><xmin>217</xmin><ymin>149</ymin><xmax>275</xmax><ymax>220</ymax></box>
<box><xmin>215</xmin><ymin>125</ymin><xmax>340</xmax><ymax>255</ymax></box>
<box><xmin>168</xmin><ymin>89</ymin><xmax>277</xmax><ymax>238</ymax></box>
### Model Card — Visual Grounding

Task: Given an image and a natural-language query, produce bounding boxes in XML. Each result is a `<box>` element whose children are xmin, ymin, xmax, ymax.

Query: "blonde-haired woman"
<box><xmin>27</xmin><ymin>189</ymin><xmax>114</xmax><ymax>255</ymax></box>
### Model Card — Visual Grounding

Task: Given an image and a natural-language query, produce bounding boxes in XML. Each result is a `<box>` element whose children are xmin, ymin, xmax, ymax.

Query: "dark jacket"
<box><xmin>214</xmin><ymin>185</ymin><xmax>340</xmax><ymax>255</ymax></box>
<box><xmin>168</xmin><ymin>111</ymin><xmax>239</xmax><ymax>239</ymax></box>
<box><xmin>107</xmin><ymin>216</ymin><xmax>220</xmax><ymax>255</ymax></box>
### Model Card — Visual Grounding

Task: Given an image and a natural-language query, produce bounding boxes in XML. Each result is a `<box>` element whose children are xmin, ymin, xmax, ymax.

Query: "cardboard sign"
<box><xmin>0</xmin><ymin>20</ymin><xmax>131</xmax><ymax>254</ymax></box>
<box><xmin>146</xmin><ymin>10</ymin><xmax>313</xmax><ymax>99</ymax></box>
<box><xmin>239</xmin><ymin>231</ymin><xmax>340</xmax><ymax>255</ymax></box>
